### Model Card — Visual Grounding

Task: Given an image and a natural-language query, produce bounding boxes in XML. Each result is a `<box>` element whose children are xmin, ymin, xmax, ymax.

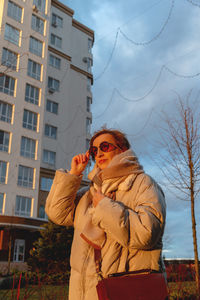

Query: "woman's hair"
<box><xmin>89</xmin><ymin>128</ymin><xmax>130</xmax><ymax>160</ymax></box>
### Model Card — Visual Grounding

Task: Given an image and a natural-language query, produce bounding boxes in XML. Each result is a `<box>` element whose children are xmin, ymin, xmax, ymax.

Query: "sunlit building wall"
<box><xmin>0</xmin><ymin>0</ymin><xmax>94</xmax><ymax>265</ymax></box>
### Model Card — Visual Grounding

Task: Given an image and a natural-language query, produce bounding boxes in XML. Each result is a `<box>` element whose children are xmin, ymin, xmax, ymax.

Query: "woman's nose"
<box><xmin>96</xmin><ymin>147</ymin><xmax>103</xmax><ymax>157</ymax></box>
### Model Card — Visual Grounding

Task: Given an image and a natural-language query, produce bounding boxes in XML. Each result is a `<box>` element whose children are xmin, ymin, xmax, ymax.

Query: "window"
<box><xmin>25</xmin><ymin>83</ymin><xmax>40</xmax><ymax>105</ymax></box>
<box><xmin>20</xmin><ymin>136</ymin><xmax>36</xmax><ymax>159</ymax></box>
<box><xmin>44</xmin><ymin>124</ymin><xmax>57</xmax><ymax>139</ymax></box>
<box><xmin>22</xmin><ymin>109</ymin><xmax>38</xmax><ymax>131</ymax></box>
<box><xmin>88</xmin><ymin>38</ymin><xmax>93</xmax><ymax>54</ymax></box>
<box><xmin>87</xmin><ymin>97</ymin><xmax>91</xmax><ymax>112</ymax></box>
<box><xmin>2</xmin><ymin>48</ymin><xmax>18</xmax><ymax>70</ymax></box>
<box><xmin>46</xmin><ymin>99</ymin><xmax>58</xmax><ymax>114</ymax></box>
<box><xmin>87</xmin><ymin>58</ymin><xmax>92</xmax><ymax>73</ymax></box>
<box><xmin>87</xmin><ymin>78</ymin><xmax>91</xmax><ymax>92</ymax></box>
<box><xmin>27</xmin><ymin>59</ymin><xmax>41</xmax><ymax>81</ymax></box>
<box><xmin>43</xmin><ymin>149</ymin><xmax>56</xmax><ymax>165</ymax></box>
<box><xmin>0</xmin><ymin>161</ymin><xmax>8</xmax><ymax>184</ymax></box>
<box><xmin>13</xmin><ymin>239</ymin><xmax>25</xmax><ymax>262</ymax></box>
<box><xmin>52</xmin><ymin>13</ymin><xmax>63</xmax><ymax>28</ymax></box>
<box><xmin>0</xmin><ymin>101</ymin><xmax>12</xmax><ymax>123</ymax></box>
<box><xmin>50</xmin><ymin>33</ymin><xmax>62</xmax><ymax>48</ymax></box>
<box><xmin>15</xmin><ymin>196</ymin><xmax>32</xmax><ymax>217</ymax></box>
<box><xmin>7</xmin><ymin>1</ymin><xmax>22</xmax><ymax>23</ymax></box>
<box><xmin>31</xmin><ymin>14</ymin><xmax>44</xmax><ymax>35</ymax></box>
<box><xmin>33</xmin><ymin>0</ymin><xmax>46</xmax><ymax>13</ymax></box>
<box><xmin>49</xmin><ymin>54</ymin><xmax>61</xmax><ymax>69</ymax></box>
<box><xmin>48</xmin><ymin>77</ymin><xmax>60</xmax><ymax>92</ymax></box>
<box><xmin>4</xmin><ymin>24</ymin><xmax>20</xmax><ymax>46</ymax></box>
<box><xmin>86</xmin><ymin>118</ymin><xmax>91</xmax><ymax>134</ymax></box>
<box><xmin>0</xmin><ymin>130</ymin><xmax>10</xmax><ymax>152</ymax></box>
<box><xmin>39</xmin><ymin>205</ymin><xmax>48</xmax><ymax>219</ymax></box>
<box><xmin>17</xmin><ymin>165</ymin><xmax>34</xmax><ymax>188</ymax></box>
<box><xmin>0</xmin><ymin>74</ymin><xmax>15</xmax><ymax>96</ymax></box>
<box><xmin>40</xmin><ymin>177</ymin><xmax>53</xmax><ymax>191</ymax></box>
<box><xmin>0</xmin><ymin>193</ymin><xmax>4</xmax><ymax>214</ymax></box>
<box><xmin>29</xmin><ymin>36</ymin><xmax>43</xmax><ymax>57</ymax></box>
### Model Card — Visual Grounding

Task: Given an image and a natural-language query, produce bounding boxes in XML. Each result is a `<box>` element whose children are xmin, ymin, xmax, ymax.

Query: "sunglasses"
<box><xmin>89</xmin><ymin>141</ymin><xmax>118</xmax><ymax>159</ymax></box>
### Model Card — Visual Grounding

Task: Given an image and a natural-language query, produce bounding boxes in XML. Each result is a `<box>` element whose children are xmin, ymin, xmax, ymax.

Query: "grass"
<box><xmin>168</xmin><ymin>281</ymin><xmax>197</xmax><ymax>299</ymax></box>
<box><xmin>0</xmin><ymin>271</ymin><xmax>198</xmax><ymax>300</ymax></box>
<box><xmin>0</xmin><ymin>282</ymin><xmax>197</xmax><ymax>300</ymax></box>
<box><xmin>0</xmin><ymin>285</ymin><xmax>68</xmax><ymax>300</ymax></box>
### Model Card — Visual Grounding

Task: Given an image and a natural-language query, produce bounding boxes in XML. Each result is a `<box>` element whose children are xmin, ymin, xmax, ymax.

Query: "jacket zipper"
<box><xmin>80</xmin><ymin>246</ymin><xmax>93</xmax><ymax>300</ymax></box>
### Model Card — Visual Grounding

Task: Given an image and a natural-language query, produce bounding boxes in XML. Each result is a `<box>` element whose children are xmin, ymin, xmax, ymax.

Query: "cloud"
<box><xmin>63</xmin><ymin>0</ymin><xmax>200</xmax><ymax>258</ymax></box>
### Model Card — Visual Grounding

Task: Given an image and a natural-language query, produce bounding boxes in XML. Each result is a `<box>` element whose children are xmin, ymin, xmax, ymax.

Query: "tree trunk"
<box><xmin>185</xmin><ymin>108</ymin><xmax>200</xmax><ymax>298</ymax></box>
<box><xmin>191</xmin><ymin>194</ymin><xmax>200</xmax><ymax>297</ymax></box>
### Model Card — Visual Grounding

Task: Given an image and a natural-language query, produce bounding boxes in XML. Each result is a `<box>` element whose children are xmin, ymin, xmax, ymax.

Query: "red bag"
<box><xmin>94</xmin><ymin>248</ymin><xmax>169</xmax><ymax>300</ymax></box>
<box><xmin>96</xmin><ymin>270</ymin><xmax>169</xmax><ymax>300</ymax></box>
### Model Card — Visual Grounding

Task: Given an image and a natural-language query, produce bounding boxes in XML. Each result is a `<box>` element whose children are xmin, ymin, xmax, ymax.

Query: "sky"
<box><xmin>62</xmin><ymin>0</ymin><xmax>200</xmax><ymax>258</ymax></box>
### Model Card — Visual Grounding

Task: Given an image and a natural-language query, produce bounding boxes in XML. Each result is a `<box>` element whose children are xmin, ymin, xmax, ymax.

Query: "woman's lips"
<box><xmin>98</xmin><ymin>159</ymin><xmax>107</xmax><ymax>164</ymax></box>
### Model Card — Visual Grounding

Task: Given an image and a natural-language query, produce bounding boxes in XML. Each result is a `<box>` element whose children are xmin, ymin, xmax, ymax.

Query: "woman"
<box><xmin>45</xmin><ymin>128</ymin><xmax>166</xmax><ymax>300</ymax></box>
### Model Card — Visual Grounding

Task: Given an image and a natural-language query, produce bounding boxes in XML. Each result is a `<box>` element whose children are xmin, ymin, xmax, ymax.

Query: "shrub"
<box><xmin>28</xmin><ymin>221</ymin><xmax>74</xmax><ymax>275</ymax></box>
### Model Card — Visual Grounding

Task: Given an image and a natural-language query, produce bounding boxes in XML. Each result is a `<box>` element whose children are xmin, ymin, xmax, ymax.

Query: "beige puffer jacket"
<box><xmin>45</xmin><ymin>150</ymin><xmax>166</xmax><ymax>300</ymax></box>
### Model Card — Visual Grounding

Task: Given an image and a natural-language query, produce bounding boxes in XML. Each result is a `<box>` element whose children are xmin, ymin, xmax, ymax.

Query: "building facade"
<box><xmin>0</xmin><ymin>0</ymin><xmax>94</xmax><ymax>268</ymax></box>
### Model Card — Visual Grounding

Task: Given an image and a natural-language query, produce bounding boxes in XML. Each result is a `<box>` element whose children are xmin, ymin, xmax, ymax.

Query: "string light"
<box><xmin>92</xmin><ymin>64</ymin><xmax>200</xmax><ymax>123</ymax></box>
<box><xmin>119</xmin><ymin>0</ymin><xmax>175</xmax><ymax>46</ymax></box>
<box><xmin>115</xmin><ymin>66</ymin><xmax>164</xmax><ymax>102</ymax></box>
<box><xmin>94</xmin><ymin>0</ymin><xmax>175</xmax><ymax>82</ymax></box>
<box><xmin>186</xmin><ymin>0</ymin><xmax>200</xmax><ymax>8</ymax></box>
<box><xmin>94</xmin><ymin>0</ymin><xmax>164</xmax><ymax>44</ymax></box>
<box><xmin>164</xmin><ymin>66</ymin><xmax>200</xmax><ymax>78</ymax></box>
<box><xmin>94</xmin><ymin>89</ymin><xmax>116</xmax><ymax>118</ymax></box>
<box><xmin>126</xmin><ymin>108</ymin><xmax>154</xmax><ymax>137</ymax></box>
<box><xmin>94</xmin><ymin>29</ymin><xmax>119</xmax><ymax>81</ymax></box>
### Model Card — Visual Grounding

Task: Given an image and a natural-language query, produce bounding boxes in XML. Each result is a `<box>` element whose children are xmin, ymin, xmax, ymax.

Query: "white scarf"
<box><xmin>80</xmin><ymin>149</ymin><xmax>144</xmax><ymax>249</ymax></box>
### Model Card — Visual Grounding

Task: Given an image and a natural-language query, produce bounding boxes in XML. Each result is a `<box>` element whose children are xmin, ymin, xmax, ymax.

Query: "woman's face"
<box><xmin>92</xmin><ymin>133</ymin><xmax>123</xmax><ymax>170</ymax></box>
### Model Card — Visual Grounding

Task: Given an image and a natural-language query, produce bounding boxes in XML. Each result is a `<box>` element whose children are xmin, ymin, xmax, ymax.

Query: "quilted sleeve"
<box><xmin>45</xmin><ymin>170</ymin><xmax>83</xmax><ymax>226</ymax></box>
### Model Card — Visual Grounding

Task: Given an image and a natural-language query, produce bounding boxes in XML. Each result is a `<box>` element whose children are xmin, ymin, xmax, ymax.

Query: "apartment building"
<box><xmin>0</xmin><ymin>0</ymin><xmax>94</xmax><ymax>267</ymax></box>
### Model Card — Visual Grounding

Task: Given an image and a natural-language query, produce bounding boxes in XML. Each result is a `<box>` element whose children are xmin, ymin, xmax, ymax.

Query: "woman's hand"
<box><xmin>69</xmin><ymin>151</ymin><xmax>90</xmax><ymax>176</ymax></box>
<box><xmin>92</xmin><ymin>188</ymin><xmax>105</xmax><ymax>207</ymax></box>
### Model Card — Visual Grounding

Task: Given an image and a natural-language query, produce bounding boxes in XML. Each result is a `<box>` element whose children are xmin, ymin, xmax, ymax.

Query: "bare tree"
<box><xmin>158</xmin><ymin>93</ymin><xmax>200</xmax><ymax>297</ymax></box>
